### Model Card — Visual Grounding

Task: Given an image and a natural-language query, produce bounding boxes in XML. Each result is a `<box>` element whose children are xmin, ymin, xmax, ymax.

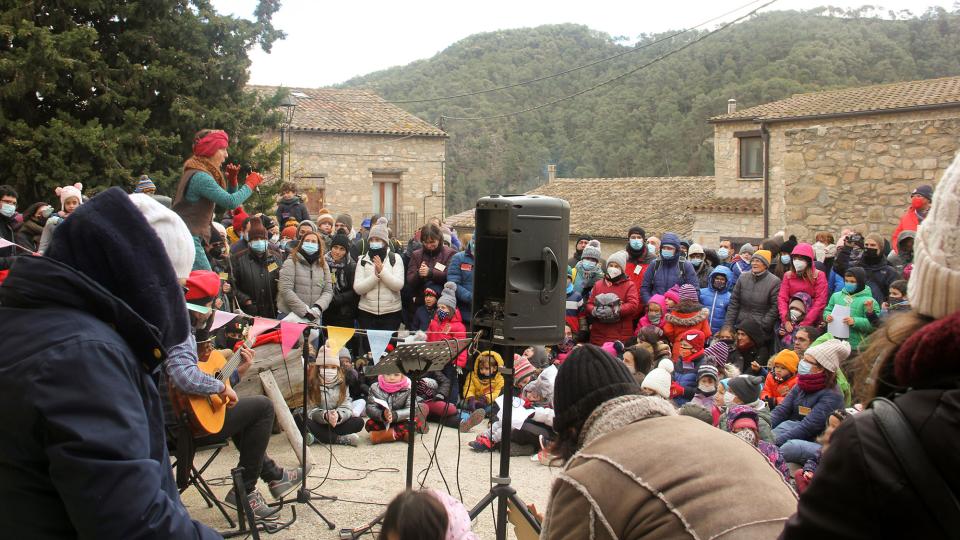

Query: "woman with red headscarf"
<box><xmin>173</xmin><ymin>129</ymin><xmax>264</xmax><ymax>270</ymax></box>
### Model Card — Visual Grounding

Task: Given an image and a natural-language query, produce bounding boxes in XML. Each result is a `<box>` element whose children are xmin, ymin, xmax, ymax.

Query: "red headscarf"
<box><xmin>193</xmin><ymin>130</ymin><xmax>229</xmax><ymax>157</ymax></box>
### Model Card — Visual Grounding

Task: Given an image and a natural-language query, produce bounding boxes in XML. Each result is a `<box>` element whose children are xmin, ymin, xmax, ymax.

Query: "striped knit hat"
<box><xmin>697</xmin><ymin>363</ymin><xmax>719</xmax><ymax>382</ymax></box>
<box><xmin>134</xmin><ymin>175</ymin><xmax>156</xmax><ymax>193</ymax></box>
<box><xmin>909</xmin><ymin>152</ymin><xmax>960</xmax><ymax>319</ymax></box>
<box><xmin>678</xmin><ymin>284</ymin><xmax>699</xmax><ymax>303</ymax></box>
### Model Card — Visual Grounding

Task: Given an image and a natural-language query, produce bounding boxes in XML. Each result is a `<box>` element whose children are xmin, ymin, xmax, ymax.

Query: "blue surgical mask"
<box><xmin>842</xmin><ymin>282</ymin><xmax>857</xmax><ymax>294</ymax></box>
<box><xmin>717</xmin><ymin>247</ymin><xmax>729</xmax><ymax>260</ymax></box>
<box><xmin>690</xmin><ymin>258</ymin><xmax>702</xmax><ymax>267</ymax></box>
<box><xmin>0</xmin><ymin>203</ymin><xmax>15</xmax><ymax>218</ymax></box>
<box><xmin>369</xmin><ymin>241</ymin><xmax>384</xmax><ymax>250</ymax></box>
<box><xmin>647</xmin><ymin>243</ymin><xmax>657</xmax><ymax>255</ymax></box>
<box><xmin>780</xmin><ymin>254</ymin><xmax>792</xmax><ymax>264</ymax></box>
<box><xmin>250</xmin><ymin>239</ymin><xmax>268</xmax><ymax>253</ymax></box>
<box><xmin>566</xmin><ymin>283</ymin><xmax>574</xmax><ymax>295</ymax></box>
<box><xmin>629</xmin><ymin>238</ymin><xmax>644</xmax><ymax>250</ymax></box>
<box><xmin>581</xmin><ymin>260</ymin><xmax>597</xmax><ymax>271</ymax></box>
<box><xmin>797</xmin><ymin>360</ymin><xmax>813</xmax><ymax>375</ymax></box>
<box><xmin>300</xmin><ymin>241</ymin><xmax>319</xmax><ymax>255</ymax></box>
<box><xmin>661</xmin><ymin>248</ymin><xmax>676</xmax><ymax>260</ymax></box>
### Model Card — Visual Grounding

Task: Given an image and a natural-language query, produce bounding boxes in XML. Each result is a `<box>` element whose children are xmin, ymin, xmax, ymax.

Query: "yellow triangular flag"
<box><xmin>324</xmin><ymin>326</ymin><xmax>355</xmax><ymax>357</ymax></box>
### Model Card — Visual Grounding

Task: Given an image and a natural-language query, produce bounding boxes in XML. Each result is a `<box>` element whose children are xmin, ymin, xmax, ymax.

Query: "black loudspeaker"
<box><xmin>471</xmin><ymin>195</ymin><xmax>570</xmax><ymax>345</ymax></box>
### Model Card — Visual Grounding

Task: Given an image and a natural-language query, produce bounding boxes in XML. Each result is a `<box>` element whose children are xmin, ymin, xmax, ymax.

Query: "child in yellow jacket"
<box><xmin>462</xmin><ymin>350</ymin><xmax>504</xmax><ymax>413</ymax></box>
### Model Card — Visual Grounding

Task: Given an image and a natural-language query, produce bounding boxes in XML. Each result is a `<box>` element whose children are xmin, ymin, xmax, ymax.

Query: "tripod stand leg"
<box><xmin>305</xmin><ymin>499</ymin><xmax>336</xmax><ymax>530</ymax></box>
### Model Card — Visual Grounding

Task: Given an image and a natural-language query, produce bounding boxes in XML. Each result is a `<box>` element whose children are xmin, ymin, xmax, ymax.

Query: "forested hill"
<box><xmin>340</xmin><ymin>7</ymin><xmax>960</xmax><ymax>214</ymax></box>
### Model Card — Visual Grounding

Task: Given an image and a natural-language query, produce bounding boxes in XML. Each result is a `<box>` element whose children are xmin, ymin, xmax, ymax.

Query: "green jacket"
<box><xmin>810</xmin><ymin>332</ymin><xmax>853</xmax><ymax>406</ymax></box>
<box><xmin>823</xmin><ymin>286</ymin><xmax>879</xmax><ymax>352</ymax></box>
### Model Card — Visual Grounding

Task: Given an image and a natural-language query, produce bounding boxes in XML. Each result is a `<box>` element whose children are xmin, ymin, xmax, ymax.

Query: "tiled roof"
<box><xmin>689</xmin><ymin>197</ymin><xmax>763</xmax><ymax>214</ymax></box>
<box><xmin>446</xmin><ymin>177</ymin><xmax>715</xmax><ymax>238</ymax></box>
<box><xmin>249</xmin><ymin>86</ymin><xmax>446</xmax><ymax>137</ymax></box>
<box><xmin>711</xmin><ymin>75</ymin><xmax>960</xmax><ymax>123</ymax></box>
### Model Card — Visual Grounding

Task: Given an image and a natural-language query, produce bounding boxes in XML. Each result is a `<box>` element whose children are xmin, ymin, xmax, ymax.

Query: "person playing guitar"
<box><xmin>161</xmin><ymin>270</ymin><xmax>301</xmax><ymax>519</ymax></box>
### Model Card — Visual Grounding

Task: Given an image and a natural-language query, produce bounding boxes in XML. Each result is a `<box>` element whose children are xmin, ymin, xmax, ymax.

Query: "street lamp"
<box><xmin>279</xmin><ymin>93</ymin><xmax>297</xmax><ymax>184</ymax></box>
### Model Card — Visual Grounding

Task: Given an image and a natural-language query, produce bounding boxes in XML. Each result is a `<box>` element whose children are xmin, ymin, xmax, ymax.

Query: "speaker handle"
<box><xmin>540</xmin><ymin>246</ymin><xmax>559</xmax><ymax>305</ymax></box>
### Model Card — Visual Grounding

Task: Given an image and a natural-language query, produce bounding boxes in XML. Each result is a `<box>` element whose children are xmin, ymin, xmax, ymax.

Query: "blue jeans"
<box><xmin>774</xmin><ymin>420</ymin><xmax>821</xmax><ymax>464</ymax></box>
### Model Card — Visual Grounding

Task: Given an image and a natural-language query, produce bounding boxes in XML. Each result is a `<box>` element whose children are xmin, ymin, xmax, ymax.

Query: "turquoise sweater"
<box><xmin>185</xmin><ymin>171</ymin><xmax>252</xmax><ymax>270</ymax></box>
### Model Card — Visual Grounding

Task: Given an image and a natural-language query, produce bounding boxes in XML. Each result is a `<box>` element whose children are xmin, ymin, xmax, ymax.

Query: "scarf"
<box><xmin>183</xmin><ymin>155</ymin><xmax>226</xmax><ymax>188</ymax></box>
<box><xmin>20</xmin><ymin>218</ymin><xmax>44</xmax><ymax>242</ymax></box>
<box><xmin>797</xmin><ymin>371</ymin><xmax>827</xmax><ymax>393</ymax></box>
<box><xmin>378</xmin><ymin>375</ymin><xmax>411</xmax><ymax>394</ymax></box>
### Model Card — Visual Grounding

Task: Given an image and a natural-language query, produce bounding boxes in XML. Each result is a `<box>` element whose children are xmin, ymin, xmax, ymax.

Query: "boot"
<box><xmin>369</xmin><ymin>428</ymin><xmax>398</xmax><ymax>444</ymax></box>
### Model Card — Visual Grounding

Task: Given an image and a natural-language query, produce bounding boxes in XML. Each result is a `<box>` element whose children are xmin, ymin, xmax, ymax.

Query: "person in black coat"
<box><xmin>231</xmin><ymin>217</ymin><xmax>282</xmax><ymax>318</ymax></box>
<box><xmin>0</xmin><ymin>188</ymin><xmax>218</xmax><ymax>538</ymax></box>
<box><xmin>325</xmin><ymin>232</ymin><xmax>360</xmax><ymax>354</ymax></box>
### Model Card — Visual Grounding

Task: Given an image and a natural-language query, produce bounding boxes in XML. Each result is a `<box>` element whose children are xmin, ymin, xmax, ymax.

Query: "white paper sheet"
<box><xmin>372</xmin><ymin>397</ymin><xmax>392</xmax><ymax>430</ymax></box>
<box><xmin>828</xmin><ymin>304</ymin><xmax>851</xmax><ymax>339</ymax></box>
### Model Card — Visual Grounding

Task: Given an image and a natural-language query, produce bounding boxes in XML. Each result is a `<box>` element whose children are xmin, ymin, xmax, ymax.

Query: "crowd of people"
<box><xmin>0</xmin><ymin>127</ymin><xmax>957</xmax><ymax>540</ymax></box>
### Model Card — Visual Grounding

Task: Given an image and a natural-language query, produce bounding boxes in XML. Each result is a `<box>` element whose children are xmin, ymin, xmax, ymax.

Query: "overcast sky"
<box><xmin>212</xmin><ymin>0</ymin><xmax>957</xmax><ymax>88</ymax></box>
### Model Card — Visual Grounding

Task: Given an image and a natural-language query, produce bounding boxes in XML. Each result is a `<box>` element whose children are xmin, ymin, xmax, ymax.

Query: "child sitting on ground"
<box><xmin>365</xmin><ymin>372</ymin><xmax>428</xmax><ymax>444</ymax></box>
<box><xmin>298</xmin><ymin>347</ymin><xmax>364</xmax><ymax>446</ymax></box>
<box><xmin>552</xmin><ymin>324</ymin><xmax>576</xmax><ymax>365</ymax></box>
<box><xmin>339</xmin><ymin>347</ymin><xmax>368</xmax><ymax>418</ymax></box>
<box><xmin>761</xmin><ymin>349</ymin><xmax>799</xmax><ymax>409</ymax></box>
<box><xmin>690</xmin><ymin>363</ymin><xmax>721</xmax><ymax>425</ymax></box>
<box><xmin>726</xmin><ymin>405</ymin><xmax>791</xmax><ymax>483</ymax></box>
<box><xmin>639</xmin><ymin>360</ymin><xmax>674</xmax><ymax>400</ymax></box>
<box><xmin>461</xmin><ymin>350</ymin><xmax>505</xmax><ymax>416</ymax></box>
<box><xmin>469</xmin><ymin>363</ymin><xmax>555</xmax><ymax>454</ymax></box>
<box><xmin>622</xmin><ymin>344</ymin><xmax>654</xmax><ymax>385</ymax></box>
<box><xmin>380</xmin><ymin>489</ymin><xmax>478</xmax><ymax>540</ymax></box>
<box><xmin>662</xmin><ymin>284</ymin><xmax>712</xmax><ymax>358</ymax></box>
<box><xmin>795</xmin><ymin>408</ymin><xmax>850</xmax><ymax>494</ymax></box>
<box><xmin>672</xmin><ymin>330</ymin><xmax>707</xmax><ymax>405</ymax></box>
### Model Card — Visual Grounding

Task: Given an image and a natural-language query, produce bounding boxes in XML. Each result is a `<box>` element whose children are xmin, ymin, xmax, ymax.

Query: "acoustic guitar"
<box><xmin>170</xmin><ymin>332</ymin><xmax>255</xmax><ymax>437</ymax></box>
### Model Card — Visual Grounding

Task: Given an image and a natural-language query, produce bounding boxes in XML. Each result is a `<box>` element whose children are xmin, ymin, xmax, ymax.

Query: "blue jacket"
<box><xmin>700</xmin><ymin>266</ymin><xmax>733</xmax><ymax>333</ymax></box>
<box><xmin>447</xmin><ymin>249</ymin><xmax>474</xmax><ymax>322</ymax></box>
<box><xmin>730</xmin><ymin>257</ymin><xmax>751</xmax><ymax>286</ymax></box>
<box><xmin>412</xmin><ymin>304</ymin><xmax>437</xmax><ymax>332</ymax></box>
<box><xmin>770</xmin><ymin>384</ymin><xmax>845</xmax><ymax>445</ymax></box>
<box><xmin>827</xmin><ymin>269</ymin><xmax>845</xmax><ymax>295</ymax></box>
<box><xmin>673</xmin><ymin>352</ymin><xmax>706</xmax><ymax>405</ymax></box>
<box><xmin>640</xmin><ymin>232</ymin><xmax>698</xmax><ymax>303</ymax></box>
<box><xmin>0</xmin><ymin>191</ymin><xmax>216</xmax><ymax>539</ymax></box>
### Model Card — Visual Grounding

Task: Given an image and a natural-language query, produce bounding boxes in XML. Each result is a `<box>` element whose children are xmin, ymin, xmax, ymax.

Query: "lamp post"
<box><xmin>279</xmin><ymin>93</ymin><xmax>297</xmax><ymax>184</ymax></box>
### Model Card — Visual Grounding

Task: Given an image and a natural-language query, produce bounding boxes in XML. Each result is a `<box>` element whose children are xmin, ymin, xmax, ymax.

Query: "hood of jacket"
<box><xmin>473</xmin><ymin>349</ymin><xmax>505</xmax><ymax>376</ymax></box>
<box><xmin>278</xmin><ymin>195</ymin><xmax>303</xmax><ymax>209</ymax></box>
<box><xmin>665</xmin><ymin>306</ymin><xmax>709</xmax><ymax>327</ymax></box>
<box><xmin>39</xmin><ymin>187</ymin><xmax>188</xmax><ymax>352</ymax></box>
<box><xmin>708</xmin><ymin>265</ymin><xmax>734</xmax><ymax>292</ymax></box>
<box><xmin>896</xmin><ymin>229</ymin><xmax>916</xmax><ymax>251</ymax></box>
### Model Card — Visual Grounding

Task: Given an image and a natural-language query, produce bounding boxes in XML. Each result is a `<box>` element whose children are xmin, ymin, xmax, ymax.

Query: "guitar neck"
<box><xmin>218</xmin><ymin>335</ymin><xmax>257</xmax><ymax>384</ymax></box>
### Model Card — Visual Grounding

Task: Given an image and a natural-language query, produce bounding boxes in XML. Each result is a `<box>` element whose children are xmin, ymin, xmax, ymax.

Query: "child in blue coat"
<box><xmin>699</xmin><ymin>266</ymin><xmax>733</xmax><ymax>334</ymax></box>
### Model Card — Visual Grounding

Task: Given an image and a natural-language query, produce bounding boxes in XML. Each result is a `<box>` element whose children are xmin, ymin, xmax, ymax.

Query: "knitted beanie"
<box><xmin>697</xmin><ymin>363</ymin><xmax>719</xmax><ymax>382</ymax></box>
<box><xmin>628</xmin><ymin>226</ymin><xmax>646</xmax><ymax>239</ymax></box>
<box><xmin>780</xmin><ymin>235</ymin><xmax>798</xmax><ymax>255</ymax></box>
<box><xmin>804</xmin><ymin>338</ymin><xmax>850</xmax><ymax>373</ymax></box>
<box><xmin>330</xmin><ymin>232</ymin><xmax>351</xmax><ymax>251</ymax></box>
<box><xmin>703</xmin><ymin>340</ymin><xmax>731</xmax><ymax>366</ymax></box>
<box><xmin>553</xmin><ymin>344</ymin><xmax>641</xmax><ymax>434</ymax></box>
<box><xmin>281</xmin><ymin>225</ymin><xmax>298</xmax><ymax>239</ymax></box>
<box><xmin>134</xmin><ymin>175</ymin><xmax>156</xmax><ymax>193</ymax></box>
<box><xmin>231</xmin><ymin>207</ymin><xmax>248</xmax><ymax>233</ymax></box>
<box><xmin>912</xmin><ymin>184</ymin><xmax>934</xmax><ymax>200</ymax></box>
<box><xmin>640</xmin><ymin>359</ymin><xmax>674</xmax><ymax>400</ymax></box>
<box><xmin>772</xmin><ymin>349</ymin><xmax>800</xmax><ymax>374</ymax></box>
<box><xmin>335</xmin><ymin>213</ymin><xmax>353</xmax><ymax>230</ymax></box>
<box><xmin>688</xmin><ymin>243</ymin><xmax>705</xmax><ymax>256</ymax></box>
<box><xmin>317</xmin><ymin>207</ymin><xmax>335</xmax><ymax>226</ymax></box>
<box><xmin>751</xmin><ymin>250</ymin><xmax>772</xmax><ymax>266</ymax></box>
<box><xmin>678</xmin><ymin>283</ymin><xmax>699</xmax><ymax>303</ymax></box>
<box><xmin>582</xmin><ymin>239</ymin><xmax>602</xmax><ymax>261</ymax></box>
<box><xmin>728</xmin><ymin>405</ymin><xmax>760</xmax><ymax>431</ymax></box>
<box><xmin>438</xmin><ymin>282</ymin><xmax>458</xmax><ymax>309</ymax></box>
<box><xmin>909</xmin><ymin>152</ymin><xmax>960</xmax><ymax>319</ymax></box>
<box><xmin>514</xmin><ymin>357</ymin><xmax>536</xmax><ymax>383</ymax></box>
<box><xmin>56</xmin><ymin>183</ymin><xmax>83</xmax><ymax>210</ymax></box>
<box><xmin>728</xmin><ymin>375</ymin><xmax>763</xmax><ymax>404</ymax></box>
<box><xmin>680</xmin><ymin>329</ymin><xmax>706</xmax><ymax>352</ymax></box>
<box><xmin>128</xmin><ymin>193</ymin><xmax>195</xmax><ymax>279</ymax></box>
<box><xmin>339</xmin><ymin>347</ymin><xmax>352</xmax><ymax>360</ymax></box>
<box><xmin>369</xmin><ymin>217</ymin><xmax>390</xmax><ymax>242</ymax></box>
<box><xmin>607</xmin><ymin>250</ymin><xmax>627</xmax><ymax>270</ymax></box>
<box><xmin>739</xmin><ymin>243</ymin><xmax>756</xmax><ymax>255</ymax></box>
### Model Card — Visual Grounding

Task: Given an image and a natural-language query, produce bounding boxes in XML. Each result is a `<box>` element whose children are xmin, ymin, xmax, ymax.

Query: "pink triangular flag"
<box><xmin>248</xmin><ymin>317</ymin><xmax>279</xmax><ymax>340</ymax></box>
<box><xmin>0</xmin><ymin>238</ymin><xmax>13</xmax><ymax>249</ymax></box>
<box><xmin>280</xmin><ymin>321</ymin><xmax>307</xmax><ymax>358</ymax></box>
<box><xmin>209</xmin><ymin>310</ymin><xmax>239</xmax><ymax>332</ymax></box>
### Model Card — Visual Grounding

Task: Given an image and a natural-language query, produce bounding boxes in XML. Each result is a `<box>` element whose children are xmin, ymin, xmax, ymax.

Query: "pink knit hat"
<box><xmin>55</xmin><ymin>183</ymin><xmax>83</xmax><ymax>211</ymax></box>
<box><xmin>678</xmin><ymin>284</ymin><xmax>699</xmax><ymax>303</ymax></box>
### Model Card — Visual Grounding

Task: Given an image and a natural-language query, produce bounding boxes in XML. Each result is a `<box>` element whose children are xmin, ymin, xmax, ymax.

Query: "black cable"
<box><xmin>317</xmin><ymin>0</ymin><xmax>770</xmax><ymax>105</ymax></box>
<box><xmin>441</xmin><ymin>0</ymin><xmax>779</xmax><ymax>122</ymax></box>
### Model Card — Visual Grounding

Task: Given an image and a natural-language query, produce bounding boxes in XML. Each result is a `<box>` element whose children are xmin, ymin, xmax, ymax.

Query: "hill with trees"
<box><xmin>341</xmin><ymin>7</ymin><xmax>960</xmax><ymax>214</ymax></box>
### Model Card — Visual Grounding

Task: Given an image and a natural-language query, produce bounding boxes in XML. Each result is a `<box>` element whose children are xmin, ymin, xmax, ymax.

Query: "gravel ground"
<box><xmin>181</xmin><ymin>423</ymin><xmax>558</xmax><ymax>539</ymax></box>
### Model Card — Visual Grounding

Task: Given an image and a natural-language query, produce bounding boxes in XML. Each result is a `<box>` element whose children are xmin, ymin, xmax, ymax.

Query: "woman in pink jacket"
<box><xmin>778</xmin><ymin>243</ymin><xmax>828</xmax><ymax>334</ymax></box>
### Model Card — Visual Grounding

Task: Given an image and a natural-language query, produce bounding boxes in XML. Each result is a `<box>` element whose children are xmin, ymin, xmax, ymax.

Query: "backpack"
<box><xmin>649</xmin><ymin>259</ymin><xmax>687</xmax><ymax>286</ymax></box>
<box><xmin>592</xmin><ymin>292</ymin><xmax>622</xmax><ymax>323</ymax></box>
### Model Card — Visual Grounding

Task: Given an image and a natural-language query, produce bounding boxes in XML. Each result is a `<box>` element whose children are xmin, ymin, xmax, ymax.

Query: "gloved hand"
<box><xmin>225</xmin><ymin>163</ymin><xmax>240</xmax><ymax>189</ymax></box>
<box><xmin>414</xmin><ymin>331</ymin><xmax>427</xmax><ymax>342</ymax></box>
<box><xmin>244</xmin><ymin>171</ymin><xmax>263</xmax><ymax>191</ymax></box>
<box><xmin>302</xmin><ymin>310</ymin><xmax>317</xmax><ymax>322</ymax></box>
<box><xmin>669</xmin><ymin>381</ymin><xmax>685</xmax><ymax>399</ymax></box>
<box><xmin>309</xmin><ymin>306</ymin><xmax>322</xmax><ymax>321</ymax></box>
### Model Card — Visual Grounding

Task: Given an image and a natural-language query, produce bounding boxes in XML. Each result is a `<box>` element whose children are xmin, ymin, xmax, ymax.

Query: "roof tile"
<box><xmin>689</xmin><ymin>197</ymin><xmax>762</xmax><ymax>214</ymax></box>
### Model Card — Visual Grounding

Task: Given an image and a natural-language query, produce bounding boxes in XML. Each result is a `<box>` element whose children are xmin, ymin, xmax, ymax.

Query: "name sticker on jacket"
<box><xmin>634</xmin><ymin>265</ymin><xmax>643</xmax><ymax>275</ymax></box>
<box><xmin>267</xmin><ymin>262</ymin><xmax>279</xmax><ymax>273</ymax></box>
<box><xmin>434</xmin><ymin>262</ymin><xmax>446</xmax><ymax>272</ymax></box>
<box><xmin>798</xmin><ymin>406</ymin><xmax>812</xmax><ymax>417</ymax></box>
<box><xmin>460</xmin><ymin>263</ymin><xmax>473</xmax><ymax>272</ymax></box>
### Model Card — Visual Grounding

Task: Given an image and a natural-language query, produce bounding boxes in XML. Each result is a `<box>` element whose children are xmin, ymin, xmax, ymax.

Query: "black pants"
<box><xmin>356</xmin><ymin>310</ymin><xmax>402</xmax><ymax>355</ymax></box>
<box><xmin>512</xmin><ymin>419</ymin><xmax>554</xmax><ymax>448</ymax></box>
<box><xmin>194</xmin><ymin>395</ymin><xmax>283</xmax><ymax>491</ymax></box>
<box><xmin>304</xmin><ymin>416</ymin><xmax>365</xmax><ymax>444</ymax></box>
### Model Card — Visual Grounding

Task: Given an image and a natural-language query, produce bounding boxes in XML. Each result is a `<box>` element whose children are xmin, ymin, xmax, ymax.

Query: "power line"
<box><xmin>441</xmin><ymin>0</ymin><xmax>779</xmax><ymax>122</ymax></box>
<box><xmin>321</xmin><ymin>0</ymin><xmax>771</xmax><ymax>105</ymax></box>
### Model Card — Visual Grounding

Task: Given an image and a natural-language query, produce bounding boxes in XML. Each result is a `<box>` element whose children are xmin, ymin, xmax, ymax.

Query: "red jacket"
<box><xmin>891</xmin><ymin>208</ymin><xmax>921</xmax><ymax>253</ymax></box>
<box><xmin>587</xmin><ymin>276</ymin><xmax>640</xmax><ymax>345</ymax></box>
<box><xmin>777</xmin><ymin>270</ymin><xmax>828</xmax><ymax>326</ymax></box>
<box><xmin>427</xmin><ymin>308</ymin><xmax>468</xmax><ymax>368</ymax></box>
<box><xmin>662</xmin><ymin>305</ymin><xmax>713</xmax><ymax>359</ymax></box>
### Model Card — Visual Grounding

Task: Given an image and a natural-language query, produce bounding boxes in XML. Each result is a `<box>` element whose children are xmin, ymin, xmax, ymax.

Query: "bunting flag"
<box><xmin>279</xmin><ymin>321</ymin><xmax>307</xmax><ymax>358</ymax></box>
<box><xmin>186</xmin><ymin>302</ymin><xmax>210</xmax><ymax>314</ymax></box>
<box><xmin>0</xmin><ymin>238</ymin><xmax>12</xmax><ymax>249</ymax></box>
<box><xmin>209</xmin><ymin>310</ymin><xmax>239</xmax><ymax>332</ymax></box>
<box><xmin>366</xmin><ymin>329</ymin><xmax>394</xmax><ymax>365</ymax></box>
<box><xmin>324</xmin><ymin>326</ymin><xmax>355</xmax><ymax>357</ymax></box>
<box><xmin>249</xmin><ymin>317</ymin><xmax>280</xmax><ymax>340</ymax></box>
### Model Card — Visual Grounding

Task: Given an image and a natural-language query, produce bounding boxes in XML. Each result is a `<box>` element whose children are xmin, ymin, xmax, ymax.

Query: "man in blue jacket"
<box><xmin>446</xmin><ymin>238</ymin><xmax>475</xmax><ymax>324</ymax></box>
<box><xmin>640</xmin><ymin>232</ymin><xmax>698</xmax><ymax>304</ymax></box>
<box><xmin>0</xmin><ymin>188</ymin><xmax>220</xmax><ymax>539</ymax></box>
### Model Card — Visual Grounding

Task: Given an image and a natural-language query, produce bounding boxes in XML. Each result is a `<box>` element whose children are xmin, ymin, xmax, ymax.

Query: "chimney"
<box><xmin>547</xmin><ymin>164</ymin><xmax>557</xmax><ymax>183</ymax></box>
<box><xmin>727</xmin><ymin>98</ymin><xmax>737</xmax><ymax>114</ymax></box>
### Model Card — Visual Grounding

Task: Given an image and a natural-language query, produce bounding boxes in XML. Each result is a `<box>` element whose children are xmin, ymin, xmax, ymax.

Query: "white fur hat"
<box><xmin>909</xmin><ymin>152</ymin><xmax>960</xmax><ymax>319</ymax></box>
<box><xmin>640</xmin><ymin>359</ymin><xmax>675</xmax><ymax>400</ymax></box>
<box><xmin>55</xmin><ymin>183</ymin><xmax>83</xmax><ymax>210</ymax></box>
<box><xmin>129</xmin><ymin>193</ymin><xmax>195</xmax><ymax>279</ymax></box>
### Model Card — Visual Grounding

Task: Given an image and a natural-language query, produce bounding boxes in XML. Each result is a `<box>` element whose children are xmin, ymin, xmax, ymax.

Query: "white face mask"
<box><xmin>789</xmin><ymin>308</ymin><xmax>804</xmax><ymax>324</ymax></box>
<box><xmin>723</xmin><ymin>391</ymin><xmax>737</xmax><ymax>406</ymax></box>
<box><xmin>607</xmin><ymin>266</ymin><xmax>622</xmax><ymax>279</ymax></box>
<box><xmin>793</xmin><ymin>259</ymin><xmax>807</xmax><ymax>272</ymax></box>
<box><xmin>698</xmin><ymin>383</ymin><xmax>716</xmax><ymax>394</ymax></box>
<box><xmin>735</xmin><ymin>429</ymin><xmax>757</xmax><ymax>445</ymax></box>
<box><xmin>321</xmin><ymin>367</ymin><xmax>339</xmax><ymax>385</ymax></box>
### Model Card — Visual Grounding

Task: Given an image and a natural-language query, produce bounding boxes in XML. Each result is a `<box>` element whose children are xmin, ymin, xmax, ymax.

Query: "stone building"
<box><xmin>254</xmin><ymin>86</ymin><xmax>446</xmax><ymax>238</ymax></box>
<box><xmin>698</xmin><ymin>75</ymin><xmax>960</xmax><ymax>245</ymax></box>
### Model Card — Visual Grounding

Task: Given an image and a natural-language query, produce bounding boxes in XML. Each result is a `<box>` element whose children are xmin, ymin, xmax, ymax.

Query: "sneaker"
<box><xmin>305</xmin><ymin>432</ymin><xmax>316</xmax><ymax>445</ymax></box>
<box><xmin>468</xmin><ymin>433</ymin><xmax>496</xmax><ymax>452</ymax></box>
<box><xmin>268</xmin><ymin>467</ymin><xmax>302</xmax><ymax>500</ymax></box>
<box><xmin>459</xmin><ymin>409</ymin><xmax>486</xmax><ymax>433</ymax></box>
<box><xmin>335</xmin><ymin>433</ymin><xmax>359</xmax><ymax>446</ymax></box>
<box><xmin>225</xmin><ymin>488</ymin><xmax>280</xmax><ymax>520</ymax></box>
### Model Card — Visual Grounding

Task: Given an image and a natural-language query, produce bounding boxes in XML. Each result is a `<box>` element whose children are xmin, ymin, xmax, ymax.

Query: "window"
<box><xmin>372</xmin><ymin>175</ymin><xmax>399</xmax><ymax>218</ymax></box>
<box><xmin>739</xmin><ymin>136</ymin><xmax>763</xmax><ymax>178</ymax></box>
<box><xmin>297</xmin><ymin>175</ymin><xmax>326</xmax><ymax>218</ymax></box>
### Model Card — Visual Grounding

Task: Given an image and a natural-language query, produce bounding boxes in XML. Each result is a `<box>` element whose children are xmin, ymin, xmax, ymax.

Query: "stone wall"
<box><xmin>284</xmin><ymin>131</ymin><xmax>446</xmax><ymax>232</ymax></box>
<box><xmin>712</xmin><ymin>120</ymin><xmax>764</xmax><ymax>198</ymax></box>
<box><xmin>772</xmin><ymin>108</ymin><xmax>960</xmax><ymax>241</ymax></box>
<box><xmin>691</xmin><ymin>211</ymin><xmax>763</xmax><ymax>247</ymax></box>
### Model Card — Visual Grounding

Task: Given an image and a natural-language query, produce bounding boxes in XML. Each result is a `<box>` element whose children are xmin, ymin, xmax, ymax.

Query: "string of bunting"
<box><xmin>188</xmin><ymin>303</ymin><xmax>480</xmax><ymax>364</ymax></box>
